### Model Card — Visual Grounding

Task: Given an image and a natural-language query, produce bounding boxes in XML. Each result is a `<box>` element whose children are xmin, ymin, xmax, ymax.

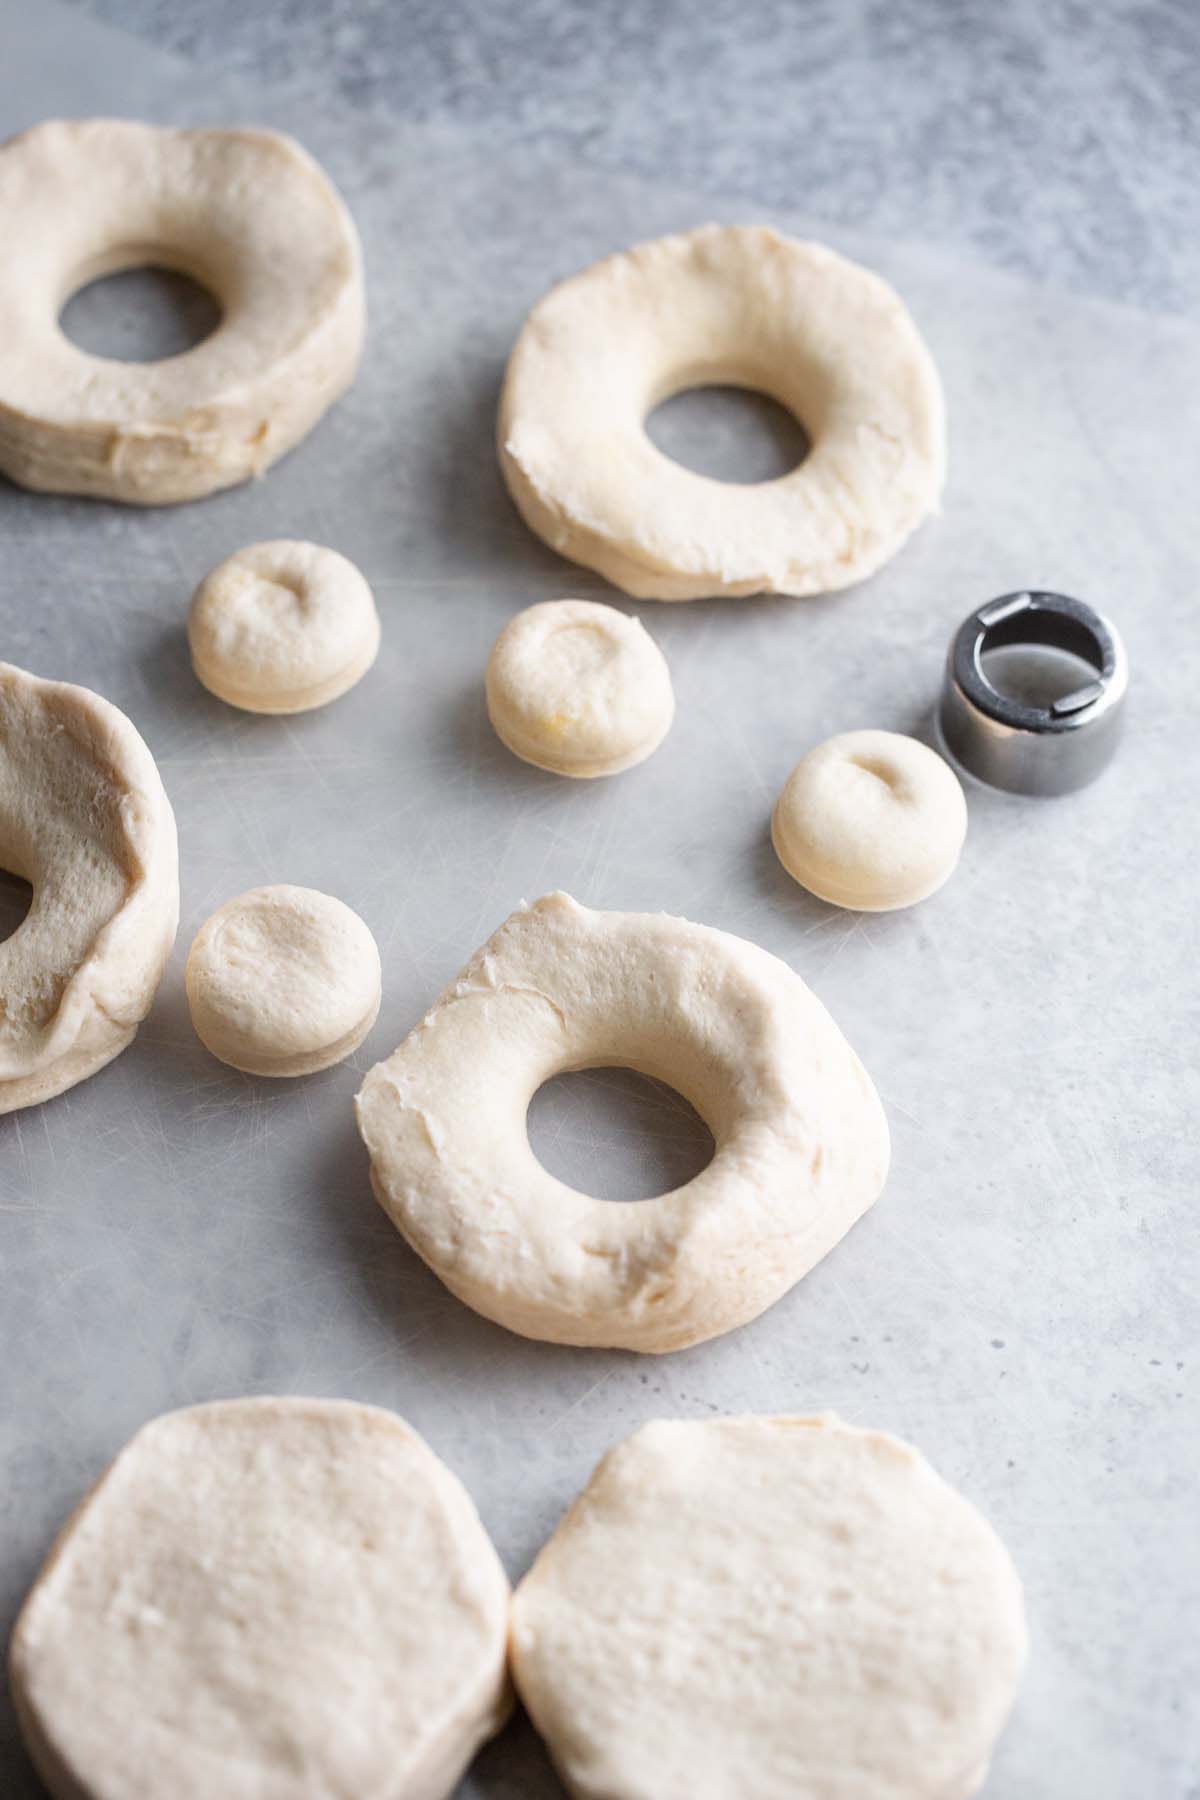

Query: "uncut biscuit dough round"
<box><xmin>10</xmin><ymin>1398</ymin><xmax>512</xmax><ymax>1800</ymax></box>
<box><xmin>0</xmin><ymin>119</ymin><xmax>364</xmax><ymax>504</ymax></box>
<box><xmin>188</xmin><ymin>540</ymin><xmax>381</xmax><ymax>713</ymax></box>
<box><xmin>498</xmin><ymin>223</ymin><xmax>945</xmax><ymax>601</ymax></box>
<box><xmin>186</xmin><ymin>884</ymin><xmax>381</xmax><ymax>1076</ymax></box>
<box><xmin>486</xmin><ymin>599</ymin><xmax>674</xmax><ymax>776</ymax></box>
<box><xmin>772</xmin><ymin>729</ymin><xmax>967</xmax><ymax>910</ymax></box>
<box><xmin>355</xmin><ymin>891</ymin><xmax>889</xmax><ymax>1353</ymax></box>
<box><xmin>511</xmin><ymin>1414</ymin><xmax>1028</xmax><ymax>1800</ymax></box>
<box><xmin>0</xmin><ymin>661</ymin><xmax>178</xmax><ymax>1113</ymax></box>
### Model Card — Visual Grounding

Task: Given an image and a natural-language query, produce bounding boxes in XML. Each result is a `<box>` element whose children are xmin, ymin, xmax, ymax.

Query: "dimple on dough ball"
<box><xmin>511</xmin><ymin>1414</ymin><xmax>1027</xmax><ymax>1800</ymax></box>
<box><xmin>9</xmin><ymin>1397</ymin><xmax>512</xmax><ymax>1800</ymax></box>
<box><xmin>188</xmin><ymin>540</ymin><xmax>380</xmax><ymax>714</ymax></box>
<box><xmin>772</xmin><ymin>729</ymin><xmax>967</xmax><ymax>910</ymax></box>
<box><xmin>485</xmin><ymin>598</ymin><xmax>674</xmax><ymax>777</ymax></box>
<box><xmin>186</xmin><ymin>884</ymin><xmax>381</xmax><ymax>1076</ymax></box>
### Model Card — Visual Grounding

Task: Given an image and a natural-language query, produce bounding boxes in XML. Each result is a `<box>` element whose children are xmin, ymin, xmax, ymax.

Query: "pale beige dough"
<box><xmin>485</xmin><ymin>598</ymin><xmax>674</xmax><ymax>776</ymax></box>
<box><xmin>186</xmin><ymin>884</ymin><xmax>381</xmax><ymax>1076</ymax></box>
<box><xmin>0</xmin><ymin>119</ymin><xmax>364</xmax><ymax>504</ymax></box>
<box><xmin>355</xmin><ymin>891</ymin><xmax>888</xmax><ymax>1353</ymax></box>
<box><xmin>773</xmin><ymin>729</ymin><xmax>967</xmax><ymax>910</ymax></box>
<box><xmin>188</xmin><ymin>540</ymin><xmax>381</xmax><ymax>713</ymax></box>
<box><xmin>511</xmin><ymin>1414</ymin><xmax>1028</xmax><ymax>1800</ymax></box>
<box><xmin>0</xmin><ymin>661</ymin><xmax>178</xmax><ymax>1113</ymax></box>
<box><xmin>498</xmin><ymin>223</ymin><xmax>945</xmax><ymax>601</ymax></box>
<box><xmin>9</xmin><ymin>1397</ymin><xmax>512</xmax><ymax>1800</ymax></box>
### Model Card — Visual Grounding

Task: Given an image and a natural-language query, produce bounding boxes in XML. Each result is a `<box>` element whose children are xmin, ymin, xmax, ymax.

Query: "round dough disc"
<box><xmin>186</xmin><ymin>884</ymin><xmax>381</xmax><ymax>1076</ymax></box>
<box><xmin>485</xmin><ymin>599</ymin><xmax>674</xmax><ymax>777</ymax></box>
<box><xmin>188</xmin><ymin>540</ymin><xmax>381</xmax><ymax>714</ymax></box>
<box><xmin>772</xmin><ymin>729</ymin><xmax>967</xmax><ymax>910</ymax></box>
<box><xmin>511</xmin><ymin>1414</ymin><xmax>1027</xmax><ymax>1800</ymax></box>
<box><xmin>10</xmin><ymin>1398</ymin><xmax>512</xmax><ymax>1800</ymax></box>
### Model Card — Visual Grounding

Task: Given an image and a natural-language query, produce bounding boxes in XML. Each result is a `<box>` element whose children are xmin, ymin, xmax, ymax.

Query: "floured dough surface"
<box><xmin>0</xmin><ymin>119</ymin><xmax>363</xmax><ymax>504</ymax></box>
<box><xmin>772</xmin><ymin>729</ymin><xmax>967</xmax><ymax>910</ymax></box>
<box><xmin>0</xmin><ymin>660</ymin><xmax>178</xmax><ymax>1113</ymax></box>
<box><xmin>186</xmin><ymin>884</ymin><xmax>381</xmax><ymax>1076</ymax></box>
<box><xmin>498</xmin><ymin>224</ymin><xmax>945</xmax><ymax>600</ymax></box>
<box><xmin>188</xmin><ymin>540</ymin><xmax>381</xmax><ymax>713</ymax></box>
<box><xmin>486</xmin><ymin>599</ymin><xmax>674</xmax><ymax>776</ymax></box>
<box><xmin>10</xmin><ymin>1397</ymin><xmax>512</xmax><ymax>1800</ymax></box>
<box><xmin>355</xmin><ymin>891</ymin><xmax>888</xmax><ymax>1352</ymax></box>
<box><xmin>511</xmin><ymin>1414</ymin><xmax>1027</xmax><ymax>1800</ymax></box>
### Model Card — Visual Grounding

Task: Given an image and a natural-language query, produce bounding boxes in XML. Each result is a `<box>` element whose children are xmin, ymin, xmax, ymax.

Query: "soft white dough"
<box><xmin>188</xmin><ymin>540</ymin><xmax>381</xmax><ymax>714</ymax></box>
<box><xmin>485</xmin><ymin>598</ymin><xmax>674</xmax><ymax>776</ymax></box>
<box><xmin>511</xmin><ymin>1414</ymin><xmax>1028</xmax><ymax>1800</ymax></box>
<box><xmin>0</xmin><ymin>119</ymin><xmax>364</xmax><ymax>504</ymax></box>
<box><xmin>355</xmin><ymin>891</ymin><xmax>889</xmax><ymax>1353</ymax></box>
<box><xmin>498</xmin><ymin>224</ymin><xmax>945</xmax><ymax>601</ymax></box>
<box><xmin>9</xmin><ymin>1398</ymin><xmax>512</xmax><ymax>1800</ymax></box>
<box><xmin>0</xmin><ymin>661</ymin><xmax>178</xmax><ymax>1113</ymax></box>
<box><xmin>772</xmin><ymin>729</ymin><xmax>968</xmax><ymax>911</ymax></box>
<box><xmin>186</xmin><ymin>885</ymin><xmax>381</xmax><ymax>1076</ymax></box>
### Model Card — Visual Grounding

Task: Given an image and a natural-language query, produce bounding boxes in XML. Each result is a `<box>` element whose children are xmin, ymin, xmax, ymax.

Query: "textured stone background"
<box><xmin>67</xmin><ymin>0</ymin><xmax>1200</xmax><ymax>311</ymax></box>
<box><xmin>4</xmin><ymin>4</ymin><xmax>1198</xmax><ymax>1798</ymax></box>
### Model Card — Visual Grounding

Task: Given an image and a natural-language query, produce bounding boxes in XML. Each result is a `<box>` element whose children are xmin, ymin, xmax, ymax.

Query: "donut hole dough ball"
<box><xmin>486</xmin><ymin>599</ymin><xmax>674</xmax><ymax>777</ymax></box>
<box><xmin>356</xmin><ymin>892</ymin><xmax>889</xmax><ymax>1353</ymax></box>
<box><xmin>188</xmin><ymin>541</ymin><xmax>381</xmax><ymax>714</ymax></box>
<box><xmin>773</xmin><ymin>729</ymin><xmax>967</xmax><ymax>911</ymax></box>
<box><xmin>186</xmin><ymin>885</ymin><xmax>381</xmax><ymax>1076</ymax></box>
<box><xmin>0</xmin><ymin>661</ymin><xmax>178</xmax><ymax>1113</ymax></box>
<box><xmin>10</xmin><ymin>1398</ymin><xmax>512</xmax><ymax>1800</ymax></box>
<box><xmin>498</xmin><ymin>223</ymin><xmax>945</xmax><ymax>601</ymax></box>
<box><xmin>511</xmin><ymin>1414</ymin><xmax>1027</xmax><ymax>1800</ymax></box>
<box><xmin>0</xmin><ymin>119</ymin><xmax>363</xmax><ymax>504</ymax></box>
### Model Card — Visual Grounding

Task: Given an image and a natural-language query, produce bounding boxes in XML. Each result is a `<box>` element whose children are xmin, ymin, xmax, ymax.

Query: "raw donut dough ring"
<box><xmin>355</xmin><ymin>891</ymin><xmax>889</xmax><ymax>1353</ymax></box>
<box><xmin>188</xmin><ymin>540</ymin><xmax>381</xmax><ymax>713</ymax></box>
<box><xmin>773</xmin><ymin>729</ymin><xmax>967</xmax><ymax>910</ymax></box>
<box><xmin>485</xmin><ymin>598</ymin><xmax>674</xmax><ymax>776</ymax></box>
<box><xmin>498</xmin><ymin>224</ymin><xmax>945</xmax><ymax>601</ymax></box>
<box><xmin>10</xmin><ymin>1397</ymin><xmax>512</xmax><ymax>1800</ymax></box>
<box><xmin>511</xmin><ymin>1414</ymin><xmax>1027</xmax><ymax>1800</ymax></box>
<box><xmin>186</xmin><ymin>885</ymin><xmax>382</xmax><ymax>1076</ymax></box>
<box><xmin>0</xmin><ymin>661</ymin><xmax>178</xmax><ymax>1114</ymax></box>
<box><xmin>0</xmin><ymin>119</ymin><xmax>364</xmax><ymax>504</ymax></box>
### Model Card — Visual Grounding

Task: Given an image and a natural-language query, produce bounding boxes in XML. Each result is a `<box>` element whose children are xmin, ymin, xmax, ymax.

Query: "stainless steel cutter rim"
<box><xmin>939</xmin><ymin>590</ymin><xmax>1129</xmax><ymax>796</ymax></box>
<box><xmin>954</xmin><ymin>590</ymin><xmax>1127</xmax><ymax>734</ymax></box>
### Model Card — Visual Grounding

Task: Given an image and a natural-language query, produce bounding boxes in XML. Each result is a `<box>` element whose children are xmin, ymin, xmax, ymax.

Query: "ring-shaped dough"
<box><xmin>0</xmin><ymin>661</ymin><xmax>178</xmax><ymax>1114</ymax></box>
<box><xmin>511</xmin><ymin>1414</ymin><xmax>1027</xmax><ymax>1800</ymax></box>
<box><xmin>0</xmin><ymin>119</ymin><xmax>364</xmax><ymax>504</ymax></box>
<box><xmin>772</xmin><ymin>729</ymin><xmax>967</xmax><ymax>910</ymax></box>
<box><xmin>10</xmin><ymin>1397</ymin><xmax>512</xmax><ymax>1800</ymax></box>
<box><xmin>188</xmin><ymin>541</ymin><xmax>381</xmax><ymax>713</ymax></box>
<box><xmin>485</xmin><ymin>599</ymin><xmax>674</xmax><ymax>776</ymax></box>
<box><xmin>498</xmin><ymin>224</ymin><xmax>945</xmax><ymax>601</ymax></box>
<box><xmin>355</xmin><ymin>891</ymin><xmax>889</xmax><ymax>1353</ymax></box>
<box><xmin>186</xmin><ymin>885</ymin><xmax>382</xmax><ymax>1076</ymax></box>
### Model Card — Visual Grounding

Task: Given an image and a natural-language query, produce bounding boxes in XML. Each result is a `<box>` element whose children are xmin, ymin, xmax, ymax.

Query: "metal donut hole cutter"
<box><xmin>938</xmin><ymin>591</ymin><xmax>1128</xmax><ymax>797</ymax></box>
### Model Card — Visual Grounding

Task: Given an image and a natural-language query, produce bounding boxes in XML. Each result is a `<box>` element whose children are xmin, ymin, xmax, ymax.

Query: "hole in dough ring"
<box><xmin>498</xmin><ymin>223</ymin><xmax>945</xmax><ymax>601</ymax></box>
<box><xmin>511</xmin><ymin>1414</ymin><xmax>1027</xmax><ymax>1800</ymax></box>
<box><xmin>355</xmin><ymin>891</ymin><xmax>889</xmax><ymax>1353</ymax></box>
<box><xmin>10</xmin><ymin>1398</ymin><xmax>513</xmax><ymax>1800</ymax></box>
<box><xmin>0</xmin><ymin>661</ymin><xmax>179</xmax><ymax>1114</ymax></box>
<box><xmin>0</xmin><ymin>119</ymin><xmax>364</xmax><ymax>505</ymax></box>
